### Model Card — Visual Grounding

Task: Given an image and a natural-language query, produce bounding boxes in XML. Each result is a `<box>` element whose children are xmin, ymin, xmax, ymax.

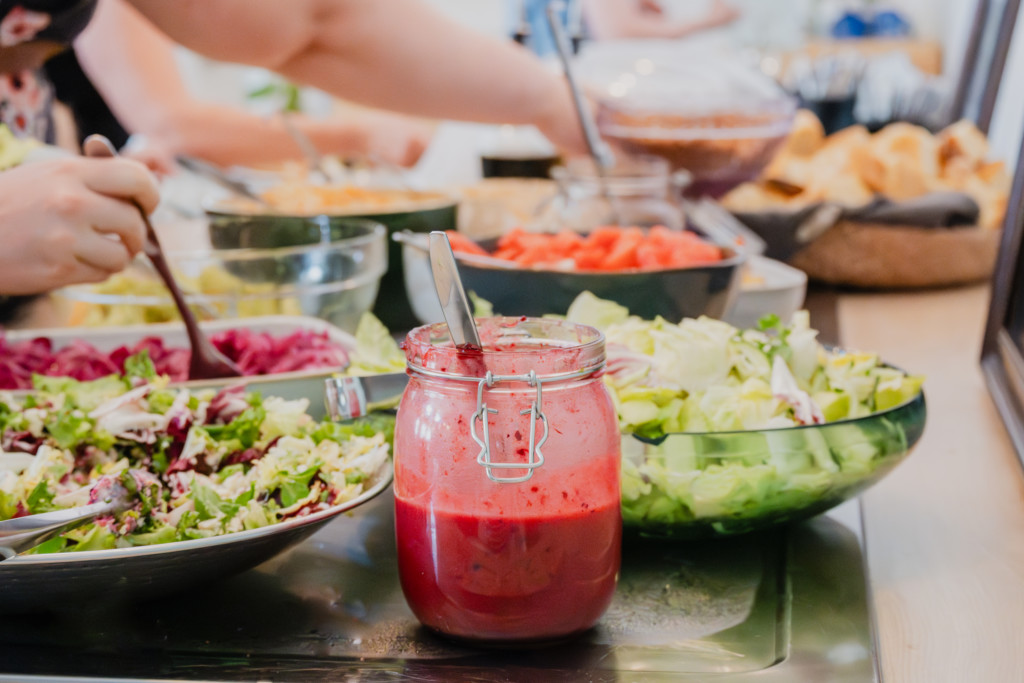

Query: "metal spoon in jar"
<box><xmin>83</xmin><ymin>135</ymin><xmax>243</xmax><ymax>381</ymax></box>
<box><xmin>429</xmin><ymin>231</ymin><xmax>482</xmax><ymax>349</ymax></box>
<box><xmin>325</xmin><ymin>231</ymin><xmax>479</xmax><ymax>421</ymax></box>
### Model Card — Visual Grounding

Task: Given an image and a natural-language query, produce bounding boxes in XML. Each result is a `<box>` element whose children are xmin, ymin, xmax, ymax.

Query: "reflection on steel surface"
<box><xmin>0</xmin><ymin>491</ymin><xmax>878</xmax><ymax>682</ymax></box>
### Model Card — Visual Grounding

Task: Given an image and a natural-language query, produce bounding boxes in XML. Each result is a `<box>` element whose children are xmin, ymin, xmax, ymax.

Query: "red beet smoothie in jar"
<box><xmin>394</xmin><ymin>318</ymin><xmax>622</xmax><ymax>643</ymax></box>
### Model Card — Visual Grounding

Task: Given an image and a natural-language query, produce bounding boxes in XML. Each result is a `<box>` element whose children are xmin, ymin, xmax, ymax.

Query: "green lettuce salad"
<box><xmin>565</xmin><ymin>292</ymin><xmax>926</xmax><ymax>534</ymax></box>
<box><xmin>0</xmin><ymin>354</ymin><xmax>391</xmax><ymax>554</ymax></box>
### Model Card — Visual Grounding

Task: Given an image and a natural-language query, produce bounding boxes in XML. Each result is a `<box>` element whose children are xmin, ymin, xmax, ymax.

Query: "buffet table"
<box><xmin>839</xmin><ymin>283</ymin><xmax>1024</xmax><ymax>681</ymax></box>
<box><xmin>1</xmin><ymin>284</ymin><xmax>1021</xmax><ymax>681</ymax></box>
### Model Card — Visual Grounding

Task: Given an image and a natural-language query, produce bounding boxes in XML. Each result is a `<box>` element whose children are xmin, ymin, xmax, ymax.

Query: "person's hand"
<box><xmin>704</xmin><ymin>0</ymin><xmax>741</xmax><ymax>29</ymax></box>
<box><xmin>0</xmin><ymin>158</ymin><xmax>159</xmax><ymax>295</ymax></box>
<box><xmin>121</xmin><ymin>134</ymin><xmax>178</xmax><ymax>177</ymax></box>
<box><xmin>355</xmin><ymin>112</ymin><xmax>434</xmax><ymax>168</ymax></box>
<box><xmin>534</xmin><ymin>80</ymin><xmax>588</xmax><ymax>158</ymax></box>
<box><xmin>637</xmin><ymin>0</ymin><xmax>665</xmax><ymax>15</ymax></box>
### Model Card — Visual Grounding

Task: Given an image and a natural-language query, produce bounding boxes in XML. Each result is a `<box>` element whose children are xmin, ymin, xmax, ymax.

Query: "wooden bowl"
<box><xmin>788</xmin><ymin>220</ymin><xmax>1000</xmax><ymax>288</ymax></box>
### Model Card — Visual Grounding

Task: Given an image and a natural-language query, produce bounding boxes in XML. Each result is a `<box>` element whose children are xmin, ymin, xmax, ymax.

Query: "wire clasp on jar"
<box><xmin>470</xmin><ymin>370</ymin><xmax>548</xmax><ymax>483</ymax></box>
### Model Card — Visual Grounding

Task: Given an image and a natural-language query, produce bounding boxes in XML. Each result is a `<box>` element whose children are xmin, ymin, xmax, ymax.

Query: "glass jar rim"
<box><xmin>404</xmin><ymin>317</ymin><xmax>605</xmax><ymax>379</ymax></box>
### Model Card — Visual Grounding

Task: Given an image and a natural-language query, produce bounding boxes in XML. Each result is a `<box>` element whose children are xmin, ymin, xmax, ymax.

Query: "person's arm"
<box><xmin>0</xmin><ymin>157</ymin><xmax>157</xmax><ymax>294</ymax></box>
<box><xmin>583</xmin><ymin>0</ymin><xmax>740</xmax><ymax>40</ymax></box>
<box><xmin>75</xmin><ymin>0</ymin><xmax>431</xmax><ymax>168</ymax></box>
<box><xmin>124</xmin><ymin>0</ymin><xmax>585</xmax><ymax>153</ymax></box>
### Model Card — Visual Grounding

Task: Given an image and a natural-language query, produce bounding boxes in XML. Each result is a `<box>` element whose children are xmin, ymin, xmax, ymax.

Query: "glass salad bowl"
<box><xmin>619</xmin><ymin>390</ymin><xmax>926</xmax><ymax>539</ymax></box>
<box><xmin>58</xmin><ymin>218</ymin><xmax>387</xmax><ymax>333</ymax></box>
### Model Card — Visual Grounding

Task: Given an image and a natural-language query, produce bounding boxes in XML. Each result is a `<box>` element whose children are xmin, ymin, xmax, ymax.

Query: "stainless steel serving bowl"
<box><xmin>400</xmin><ymin>232</ymin><xmax>744</xmax><ymax>324</ymax></box>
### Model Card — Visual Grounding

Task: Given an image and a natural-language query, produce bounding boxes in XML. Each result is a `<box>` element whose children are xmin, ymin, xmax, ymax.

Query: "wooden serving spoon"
<box><xmin>83</xmin><ymin>135</ymin><xmax>243</xmax><ymax>381</ymax></box>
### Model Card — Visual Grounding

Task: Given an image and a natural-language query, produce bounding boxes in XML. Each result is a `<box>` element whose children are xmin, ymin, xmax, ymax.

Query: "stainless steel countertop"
<box><xmin>0</xmin><ymin>493</ymin><xmax>877</xmax><ymax>682</ymax></box>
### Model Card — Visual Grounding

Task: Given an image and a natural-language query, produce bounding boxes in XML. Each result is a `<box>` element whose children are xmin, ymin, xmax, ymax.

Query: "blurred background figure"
<box><xmin>583</xmin><ymin>0</ymin><xmax>740</xmax><ymax>40</ymax></box>
<box><xmin>509</xmin><ymin>0</ymin><xmax>741</xmax><ymax>56</ymax></box>
<box><xmin>49</xmin><ymin>0</ymin><xmax>434</xmax><ymax>174</ymax></box>
<box><xmin>0</xmin><ymin>0</ymin><xmax>590</xmax><ymax>308</ymax></box>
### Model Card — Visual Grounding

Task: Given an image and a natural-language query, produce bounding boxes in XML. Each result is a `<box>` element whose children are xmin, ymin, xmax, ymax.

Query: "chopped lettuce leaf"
<box><xmin>32</xmin><ymin>374</ymin><xmax>128</xmax><ymax>412</ymax></box>
<box><xmin>124</xmin><ymin>350</ymin><xmax>157</xmax><ymax>381</ymax></box>
<box><xmin>206</xmin><ymin>405</ymin><xmax>266</xmax><ymax>449</ymax></box>
<box><xmin>66</xmin><ymin>525</ymin><xmax>117</xmax><ymax>552</ymax></box>
<box><xmin>566</xmin><ymin>291</ymin><xmax>630</xmax><ymax>329</ymax></box>
<box><xmin>468</xmin><ymin>291</ymin><xmax>494</xmax><ymax>318</ymax></box>
<box><xmin>347</xmin><ymin>312</ymin><xmax>405</xmax><ymax>375</ymax></box>
<box><xmin>126</xmin><ymin>524</ymin><xmax>177</xmax><ymax>546</ymax></box>
<box><xmin>278</xmin><ymin>465</ymin><xmax>320</xmax><ymax>508</ymax></box>
<box><xmin>47</xmin><ymin>409</ymin><xmax>94</xmax><ymax>451</ymax></box>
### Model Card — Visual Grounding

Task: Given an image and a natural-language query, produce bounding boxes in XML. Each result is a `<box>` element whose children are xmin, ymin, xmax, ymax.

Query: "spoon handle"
<box><xmin>83</xmin><ymin>135</ymin><xmax>242</xmax><ymax>380</ymax></box>
<box><xmin>83</xmin><ymin>137</ymin><xmax>193</xmax><ymax>324</ymax></box>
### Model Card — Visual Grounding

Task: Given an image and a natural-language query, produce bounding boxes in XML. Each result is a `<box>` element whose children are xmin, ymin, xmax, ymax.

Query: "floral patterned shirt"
<box><xmin>0</xmin><ymin>0</ymin><xmax>98</xmax><ymax>142</ymax></box>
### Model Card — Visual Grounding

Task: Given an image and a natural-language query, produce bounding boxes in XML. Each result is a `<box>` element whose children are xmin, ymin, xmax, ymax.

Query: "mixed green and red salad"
<box><xmin>0</xmin><ymin>353</ymin><xmax>392</xmax><ymax>554</ymax></box>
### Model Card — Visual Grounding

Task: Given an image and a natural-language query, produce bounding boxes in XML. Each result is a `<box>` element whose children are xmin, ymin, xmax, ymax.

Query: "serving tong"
<box><xmin>175</xmin><ymin>154</ymin><xmax>269</xmax><ymax>207</ymax></box>
<box><xmin>682</xmin><ymin>197</ymin><xmax>767</xmax><ymax>256</ymax></box>
<box><xmin>545</xmin><ymin>2</ymin><xmax>620</xmax><ymax>225</ymax></box>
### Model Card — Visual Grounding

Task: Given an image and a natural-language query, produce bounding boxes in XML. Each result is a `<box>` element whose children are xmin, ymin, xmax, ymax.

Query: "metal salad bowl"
<box><xmin>400</xmin><ymin>233</ymin><xmax>745</xmax><ymax>324</ymax></box>
<box><xmin>621</xmin><ymin>389</ymin><xmax>926</xmax><ymax>539</ymax></box>
<box><xmin>0</xmin><ymin>462</ymin><xmax>392</xmax><ymax>612</ymax></box>
<box><xmin>0</xmin><ymin>373</ymin><xmax>394</xmax><ymax>613</ymax></box>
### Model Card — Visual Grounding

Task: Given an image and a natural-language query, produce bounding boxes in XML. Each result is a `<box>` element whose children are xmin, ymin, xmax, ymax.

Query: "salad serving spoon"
<box><xmin>0</xmin><ymin>483</ymin><xmax>130</xmax><ymax>560</ymax></box>
<box><xmin>83</xmin><ymin>135</ymin><xmax>243</xmax><ymax>381</ymax></box>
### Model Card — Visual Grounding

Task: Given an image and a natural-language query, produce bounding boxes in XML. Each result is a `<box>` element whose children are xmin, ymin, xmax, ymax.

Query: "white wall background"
<box><xmin>425</xmin><ymin>0</ymin><xmax>967</xmax><ymax>50</ymax></box>
<box><xmin>987</xmin><ymin>2</ymin><xmax>1024</xmax><ymax>166</ymax></box>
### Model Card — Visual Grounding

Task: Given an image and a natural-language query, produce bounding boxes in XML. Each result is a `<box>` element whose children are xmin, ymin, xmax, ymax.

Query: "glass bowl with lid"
<box><xmin>577</xmin><ymin>44</ymin><xmax>796</xmax><ymax>197</ymax></box>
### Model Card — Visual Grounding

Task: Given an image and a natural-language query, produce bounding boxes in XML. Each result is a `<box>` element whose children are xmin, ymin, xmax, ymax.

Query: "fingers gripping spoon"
<box><xmin>83</xmin><ymin>135</ymin><xmax>243</xmax><ymax>380</ymax></box>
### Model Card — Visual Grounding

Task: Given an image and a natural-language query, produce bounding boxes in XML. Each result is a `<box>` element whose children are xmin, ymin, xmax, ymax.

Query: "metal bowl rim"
<box><xmin>631</xmin><ymin>370</ymin><xmax>925</xmax><ymax>443</ymax></box>
<box><xmin>454</xmin><ymin>249</ymin><xmax>747</xmax><ymax>275</ymax></box>
<box><xmin>203</xmin><ymin>194</ymin><xmax>459</xmax><ymax>219</ymax></box>
<box><xmin>173</xmin><ymin>221</ymin><xmax>388</xmax><ymax>260</ymax></box>
<box><xmin>5</xmin><ymin>462</ymin><xmax>393</xmax><ymax>565</ymax></box>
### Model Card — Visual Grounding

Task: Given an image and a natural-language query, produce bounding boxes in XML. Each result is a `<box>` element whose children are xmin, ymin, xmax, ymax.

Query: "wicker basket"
<box><xmin>788</xmin><ymin>220</ymin><xmax>1001</xmax><ymax>288</ymax></box>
